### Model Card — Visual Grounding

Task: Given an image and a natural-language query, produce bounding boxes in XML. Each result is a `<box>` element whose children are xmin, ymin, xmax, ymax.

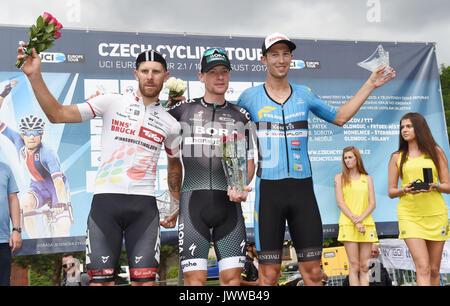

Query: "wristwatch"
<box><xmin>12</xmin><ymin>227</ymin><xmax>22</xmax><ymax>233</ymax></box>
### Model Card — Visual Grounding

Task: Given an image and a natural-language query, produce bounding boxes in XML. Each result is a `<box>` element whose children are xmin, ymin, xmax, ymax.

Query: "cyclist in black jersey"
<box><xmin>168</xmin><ymin>48</ymin><xmax>255</xmax><ymax>286</ymax></box>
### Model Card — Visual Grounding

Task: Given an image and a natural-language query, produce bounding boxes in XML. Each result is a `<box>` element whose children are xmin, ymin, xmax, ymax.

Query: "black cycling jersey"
<box><xmin>169</xmin><ymin>98</ymin><xmax>254</xmax><ymax>273</ymax></box>
<box><xmin>168</xmin><ymin>98</ymin><xmax>255</xmax><ymax>192</ymax></box>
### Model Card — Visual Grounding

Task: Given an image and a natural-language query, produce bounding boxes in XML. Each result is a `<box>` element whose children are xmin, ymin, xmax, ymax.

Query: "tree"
<box><xmin>13</xmin><ymin>253</ymin><xmax>63</xmax><ymax>286</ymax></box>
<box><xmin>440</xmin><ymin>64</ymin><xmax>450</xmax><ymax>139</ymax></box>
<box><xmin>158</xmin><ymin>244</ymin><xmax>179</xmax><ymax>285</ymax></box>
<box><xmin>13</xmin><ymin>251</ymin><xmax>85</xmax><ymax>286</ymax></box>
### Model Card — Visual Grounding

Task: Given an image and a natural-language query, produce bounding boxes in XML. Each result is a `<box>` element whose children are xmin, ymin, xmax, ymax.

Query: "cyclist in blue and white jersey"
<box><xmin>236</xmin><ymin>33</ymin><xmax>396</xmax><ymax>286</ymax></box>
<box><xmin>17</xmin><ymin>46</ymin><xmax>182</xmax><ymax>286</ymax></box>
<box><xmin>1</xmin><ymin>81</ymin><xmax>71</xmax><ymax>238</ymax></box>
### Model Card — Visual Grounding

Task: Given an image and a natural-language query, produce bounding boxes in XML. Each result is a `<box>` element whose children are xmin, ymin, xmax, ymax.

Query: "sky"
<box><xmin>1</xmin><ymin>0</ymin><xmax>449</xmax><ymax>67</ymax></box>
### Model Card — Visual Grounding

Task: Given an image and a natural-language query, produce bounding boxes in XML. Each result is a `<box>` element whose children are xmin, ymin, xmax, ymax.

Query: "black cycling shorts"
<box><xmin>254</xmin><ymin>177</ymin><xmax>323</xmax><ymax>264</ymax></box>
<box><xmin>86</xmin><ymin>193</ymin><xmax>160</xmax><ymax>283</ymax></box>
<box><xmin>178</xmin><ymin>190</ymin><xmax>246</xmax><ymax>273</ymax></box>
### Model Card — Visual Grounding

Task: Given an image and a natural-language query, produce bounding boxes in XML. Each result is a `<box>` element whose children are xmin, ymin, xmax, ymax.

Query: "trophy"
<box><xmin>357</xmin><ymin>44</ymin><xmax>394</xmax><ymax>81</ymax></box>
<box><xmin>222</xmin><ymin>132</ymin><xmax>248</xmax><ymax>193</ymax></box>
<box><xmin>156</xmin><ymin>190</ymin><xmax>179</xmax><ymax>221</ymax></box>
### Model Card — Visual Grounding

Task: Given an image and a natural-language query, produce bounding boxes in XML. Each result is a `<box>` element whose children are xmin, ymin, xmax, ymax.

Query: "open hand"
<box><xmin>369</xmin><ymin>65</ymin><xmax>396</xmax><ymax>88</ymax></box>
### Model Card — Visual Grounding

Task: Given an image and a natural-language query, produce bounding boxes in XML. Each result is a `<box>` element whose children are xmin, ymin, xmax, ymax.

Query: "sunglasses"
<box><xmin>63</xmin><ymin>262</ymin><xmax>74</xmax><ymax>269</ymax></box>
<box><xmin>22</xmin><ymin>130</ymin><xmax>43</xmax><ymax>137</ymax></box>
<box><xmin>203</xmin><ymin>48</ymin><xmax>227</xmax><ymax>57</ymax></box>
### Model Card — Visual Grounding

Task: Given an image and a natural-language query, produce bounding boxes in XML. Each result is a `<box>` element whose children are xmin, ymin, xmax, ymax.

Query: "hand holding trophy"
<box><xmin>222</xmin><ymin>132</ymin><xmax>251</xmax><ymax>203</ymax></box>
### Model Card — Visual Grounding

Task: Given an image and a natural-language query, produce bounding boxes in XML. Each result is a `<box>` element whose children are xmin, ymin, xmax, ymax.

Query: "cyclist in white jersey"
<box><xmin>17</xmin><ymin>46</ymin><xmax>183</xmax><ymax>286</ymax></box>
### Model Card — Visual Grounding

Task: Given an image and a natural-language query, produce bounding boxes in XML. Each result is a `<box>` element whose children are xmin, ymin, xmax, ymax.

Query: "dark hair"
<box><xmin>397</xmin><ymin>112</ymin><xmax>440</xmax><ymax>178</ymax></box>
<box><xmin>341</xmin><ymin>146</ymin><xmax>368</xmax><ymax>186</ymax></box>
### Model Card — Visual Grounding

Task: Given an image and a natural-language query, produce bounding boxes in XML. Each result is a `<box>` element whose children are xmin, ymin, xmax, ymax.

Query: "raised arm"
<box><xmin>0</xmin><ymin>80</ymin><xmax>18</xmax><ymax>109</ymax></box>
<box><xmin>17</xmin><ymin>45</ymin><xmax>82</xmax><ymax>123</ymax></box>
<box><xmin>333</xmin><ymin>66</ymin><xmax>396</xmax><ymax>126</ymax></box>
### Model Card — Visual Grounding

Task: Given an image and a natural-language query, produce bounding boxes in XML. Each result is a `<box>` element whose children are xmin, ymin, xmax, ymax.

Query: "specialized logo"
<box><xmin>139</xmin><ymin>126</ymin><xmax>165</xmax><ymax>144</ymax></box>
<box><xmin>258</xmin><ymin>106</ymin><xmax>277</xmax><ymax>120</ymax></box>
<box><xmin>240</xmin><ymin>240</ymin><xmax>246</xmax><ymax>253</ymax></box>
<box><xmin>189</xmin><ymin>243</ymin><xmax>196</xmax><ymax>256</ymax></box>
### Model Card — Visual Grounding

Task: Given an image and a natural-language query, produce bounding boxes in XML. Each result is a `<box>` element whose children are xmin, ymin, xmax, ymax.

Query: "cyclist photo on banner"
<box><xmin>0</xmin><ymin>80</ymin><xmax>73</xmax><ymax>239</ymax></box>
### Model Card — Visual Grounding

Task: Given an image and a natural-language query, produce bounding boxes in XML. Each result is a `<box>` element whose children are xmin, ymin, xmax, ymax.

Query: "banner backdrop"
<box><xmin>0</xmin><ymin>26</ymin><xmax>448</xmax><ymax>255</ymax></box>
<box><xmin>380</xmin><ymin>239</ymin><xmax>450</xmax><ymax>273</ymax></box>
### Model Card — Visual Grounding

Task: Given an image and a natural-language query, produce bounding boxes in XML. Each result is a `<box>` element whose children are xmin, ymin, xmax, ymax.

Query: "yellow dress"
<box><xmin>397</xmin><ymin>153</ymin><xmax>449</xmax><ymax>240</ymax></box>
<box><xmin>338</xmin><ymin>174</ymin><xmax>378</xmax><ymax>243</ymax></box>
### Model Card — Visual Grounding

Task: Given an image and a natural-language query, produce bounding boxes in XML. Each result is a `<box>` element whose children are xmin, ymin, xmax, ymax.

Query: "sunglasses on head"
<box><xmin>203</xmin><ymin>48</ymin><xmax>227</xmax><ymax>57</ymax></box>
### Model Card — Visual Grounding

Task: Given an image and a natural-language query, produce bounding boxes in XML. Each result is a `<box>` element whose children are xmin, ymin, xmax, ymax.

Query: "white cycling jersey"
<box><xmin>77</xmin><ymin>93</ymin><xmax>181</xmax><ymax>196</ymax></box>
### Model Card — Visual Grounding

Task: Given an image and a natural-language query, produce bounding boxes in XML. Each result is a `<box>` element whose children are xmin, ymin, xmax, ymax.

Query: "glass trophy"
<box><xmin>222</xmin><ymin>133</ymin><xmax>248</xmax><ymax>193</ymax></box>
<box><xmin>156</xmin><ymin>190</ymin><xmax>179</xmax><ymax>221</ymax></box>
<box><xmin>66</xmin><ymin>258</ymin><xmax>81</xmax><ymax>283</ymax></box>
<box><xmin>357</xmin><ymin>44</ymin><xmax>393</xmax><ymax>81</ymax></box>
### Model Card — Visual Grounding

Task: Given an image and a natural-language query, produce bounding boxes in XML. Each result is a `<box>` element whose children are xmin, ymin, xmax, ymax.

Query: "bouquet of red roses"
<box><xmin>16</xmin><ymin>12</ymin><xmax>63</xmax><ymax>68</ymax></box>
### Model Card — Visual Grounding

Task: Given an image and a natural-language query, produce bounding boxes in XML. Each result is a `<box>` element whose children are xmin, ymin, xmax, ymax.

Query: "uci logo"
<box><xmin>40</xmin><ymin>52</ymin><xmax>66</xmax><ymax>63</ymax></box>
<box><xmin>290</xmin><ymin>60</ymin><xmax>305</xmax><ymax>70</ymax></box>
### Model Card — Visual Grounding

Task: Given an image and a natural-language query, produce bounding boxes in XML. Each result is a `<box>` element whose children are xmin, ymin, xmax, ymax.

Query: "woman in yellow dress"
<box><xmin>388</xmin><ymin>112</ymin><xmax>449</xmax><ymax>286</ymax></box>
<box><xmin>335</xmin><ymin>146</ymin><xmax>378</xmax><ymax>286</ymax></box>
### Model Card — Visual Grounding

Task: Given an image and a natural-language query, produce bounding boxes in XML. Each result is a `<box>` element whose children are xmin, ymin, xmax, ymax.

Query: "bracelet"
<box><xmin>402</xmin><ymin>187</ymin><xmax>406</xmax><ymax>194</ymax></box>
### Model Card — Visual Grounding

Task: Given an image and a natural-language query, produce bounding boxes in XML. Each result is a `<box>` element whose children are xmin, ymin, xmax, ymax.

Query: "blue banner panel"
<box><xmin>0</xmin><ymin>26</ymin><xmax>447</xmax><ymax>254</ymax></box>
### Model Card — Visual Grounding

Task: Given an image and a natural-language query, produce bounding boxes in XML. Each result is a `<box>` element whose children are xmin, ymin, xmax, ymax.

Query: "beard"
<box><xmin>138</xmin><ymin>80</ymin><xmax>164</xmax><ymax>99</ymax></box>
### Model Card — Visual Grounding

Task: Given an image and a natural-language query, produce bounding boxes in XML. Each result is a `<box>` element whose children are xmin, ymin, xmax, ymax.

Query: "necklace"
<box><xmin>265</xmin><ymin>84</ymin><xmax>291</xmax><ymax>103</ymax></box>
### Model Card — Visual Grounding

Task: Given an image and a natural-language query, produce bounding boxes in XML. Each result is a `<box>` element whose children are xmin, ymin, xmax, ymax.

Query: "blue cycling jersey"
<box><xmin>236</xmin><ymin>83</ymin><xmax>337</xmax><ymax>180</ymax></box>
<box><xmin>0</xmin><ymin>122</ymin><xmax>64</xmax><ymax>182</ymax></box>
